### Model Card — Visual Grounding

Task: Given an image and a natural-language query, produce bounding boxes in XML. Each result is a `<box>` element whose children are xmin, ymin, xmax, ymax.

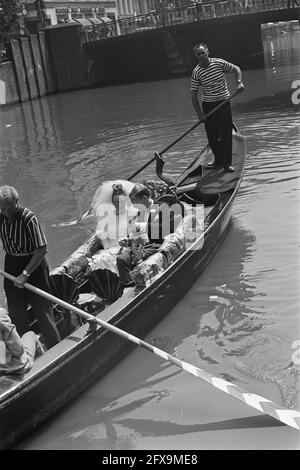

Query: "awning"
<box><xmin>99</xmin><ymin>17</ymin><xmax>113</xmax><ymax>24</ymax></box>
<box><xmin>88</xmin><ymin>17</ymin><xmax>104</xmax><ymax>26</ymax></box>
<box><xmin>73</xmin><ymin>17</ymin><xmax>112</xmax><ymax>28</ymax></box>
<box><xmin>74</xmin><ymin>18</ymin><xmax>93</xmax><ymax>28</ymax></box>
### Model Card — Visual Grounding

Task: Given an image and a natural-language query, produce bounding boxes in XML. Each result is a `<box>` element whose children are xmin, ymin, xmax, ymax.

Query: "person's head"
<box><xmin>193</xmin><ymin>43</ymin><xmax>209</xmax><ymax>66</ymax></box>
<box><xmin>0</xmin><ymin>185</ymin><xmax>19</xmax><ymax>220</ymax></box>
<box><xmin>111</xmin><ymin>183</ymin><xmax>128</xmax><ymax>215</ymax></box>
<box><xmin>129</xmin><ymin>183</ymin><xmax>152</xmax><ymax>209</ymax></box>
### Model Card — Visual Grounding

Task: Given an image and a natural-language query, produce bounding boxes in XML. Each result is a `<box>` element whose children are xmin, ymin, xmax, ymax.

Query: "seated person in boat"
<box><xmin>78</xmin><ymin>179</ymin><xmax>136</xmax><ymax>239</ymax></box>
<box><xmin>87</xmin><ymin>181</ymin><xmax>138</xmax><ymax>271</ymax></box>
<box><xmin>116</xmin><ymin>183</ymin><xmax>184</xmax><ymax>287</ymax></box>
<box><xmin>59</xmin><ymin>181</ymin><xmax>200</xmax><ymax>308</ymax></box>
<box><xmin>95</xmin><ymin>181</ymin><xmax>137</xmax><ymax>248</ymax></box>
<box><xmin>78</xmin><ymin>180</ymin><xmax>143</xmax><ymax>304</ymax></box>
<box><xmin>0</xmin><ymin>307</ymin><xmax>44</xmax><ymax>375</ymax></box>
<box><xmin>58</xmin><ymin>180</ymin><xmax>140</xmax><ymax>307</ymax></box>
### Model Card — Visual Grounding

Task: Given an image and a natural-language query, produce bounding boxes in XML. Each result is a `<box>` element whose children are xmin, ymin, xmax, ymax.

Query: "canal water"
<box><xmin>0</xmin><ymin>22</ymin><xmax>299</xmax><ymax>449</ymax></box>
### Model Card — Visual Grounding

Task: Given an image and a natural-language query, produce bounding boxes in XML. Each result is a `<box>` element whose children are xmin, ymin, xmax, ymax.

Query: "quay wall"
<box><xmin>85</xmin><ymin>16</ymin><xmax>266</xmax><ymax>88</ymax></box>
<box><xmin>0</xmin><ymin>31</ymin><xmax>55</xmax><ymax>107</ymax></box>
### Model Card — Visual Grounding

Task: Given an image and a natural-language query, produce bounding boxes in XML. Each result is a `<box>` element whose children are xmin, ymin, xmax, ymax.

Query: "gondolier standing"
<box><xmin>0</xmin><ymin>186</ymin><xmax>60</xmax><ymax>349</ymax></box>
<box><xmin>191</xmin><ymin>43</ymin><xmax>244</xmax><ymax>172</ymax></box>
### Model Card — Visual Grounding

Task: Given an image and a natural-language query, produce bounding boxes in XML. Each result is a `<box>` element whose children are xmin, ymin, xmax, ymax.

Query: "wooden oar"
<box><xmin>1</xmin><ymin>268</ymin><xmax>299</xmax><ymax>430</ymax></box>
<box><xmin>128</xmin><ymin>89</ymin><xmax>242</xmax><ymax>181</ymax></box>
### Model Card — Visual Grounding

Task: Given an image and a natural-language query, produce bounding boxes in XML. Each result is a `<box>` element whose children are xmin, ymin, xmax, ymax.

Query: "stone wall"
<box><xmin>0</xmin><ymin>31</ymin><xmax>55</xmax><ymax>107</ymax></box>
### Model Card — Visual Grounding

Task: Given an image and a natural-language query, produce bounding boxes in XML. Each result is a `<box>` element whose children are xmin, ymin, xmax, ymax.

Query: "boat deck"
<box><xmin>177</xmin><ymin>133</ymin><xmax>245</xmax><ymax>194</ymax></box>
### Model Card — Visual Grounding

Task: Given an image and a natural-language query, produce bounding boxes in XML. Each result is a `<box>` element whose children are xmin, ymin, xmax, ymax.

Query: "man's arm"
<box><xmin>231</xmin><ymin>64</ymin><xmax>244</xmax><ymax>91</ymax></box>
<box><xmin>191</xmin><ymin>90</ymin><xmax>206</xmax><ymax>121</ymax></box>
<box><xmin>14</xmin><ymin>245</ymin><xmax>48</xmax><ymax>288</ymax></box>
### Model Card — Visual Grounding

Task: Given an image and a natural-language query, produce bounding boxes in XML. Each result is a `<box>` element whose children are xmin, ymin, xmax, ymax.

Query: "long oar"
<box><xmin>128</xmin><ymin>89</ymin><xmax>242</xmax><ymax>181</ymax></box>
<box><xmin>1</xmin><ymin>268</ymin><xmax>299</xmax><ymax>430</ymax></box>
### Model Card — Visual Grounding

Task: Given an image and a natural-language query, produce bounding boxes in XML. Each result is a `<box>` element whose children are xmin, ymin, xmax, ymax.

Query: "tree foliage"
<box><xmin>0</xmin><ymin>0</ymin><xmax>21</xmax><ymax>47</ymax></box>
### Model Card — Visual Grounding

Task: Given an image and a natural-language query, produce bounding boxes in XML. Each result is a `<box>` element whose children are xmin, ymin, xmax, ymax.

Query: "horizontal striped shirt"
<box><xmin>191</xmin><ymin>58</ymin><xmax>235</xmax><ymax>102</ymax></box>
<box><xmin>0</xmin><ymin>206</ymin><xmax>47</xmax><ymax>254</ymax></box>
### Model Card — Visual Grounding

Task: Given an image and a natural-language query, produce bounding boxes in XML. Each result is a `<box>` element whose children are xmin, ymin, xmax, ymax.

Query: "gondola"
<box><xmin>0</xmin><ymin>128</ymin><xmax>246</xmax><ymax>450</ymax></box>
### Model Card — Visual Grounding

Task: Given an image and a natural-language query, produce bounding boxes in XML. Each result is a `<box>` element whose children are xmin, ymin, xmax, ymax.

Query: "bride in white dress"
<box><xmin>87</xmin><ymin>180</ymin><xmax>137</xmax><ymax>277</ymax></box>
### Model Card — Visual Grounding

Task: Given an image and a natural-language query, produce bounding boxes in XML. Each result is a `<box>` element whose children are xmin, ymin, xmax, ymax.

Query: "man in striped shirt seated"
<box><xmin>190</xmin><ymin>43</ymin><xmax>244</xmax><ymax>172</ymax></box>
<box><xmin>0</xmin><ymin>186</ymin><xmax>61</xmax><ymax>350</ymax></box>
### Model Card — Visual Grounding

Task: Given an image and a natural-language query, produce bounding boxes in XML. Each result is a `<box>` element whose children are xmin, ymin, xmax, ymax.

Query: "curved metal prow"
<box><xmin>155</xmin><ymin>151</ymin><xmax>176</xmax><ymax>186</ymax></box>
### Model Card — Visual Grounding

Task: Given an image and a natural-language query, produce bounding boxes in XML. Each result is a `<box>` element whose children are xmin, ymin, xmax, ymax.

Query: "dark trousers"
<box><xmin>116</xmin><ymin>244</ymin><xmax>160</xmax><ymax>286</ymax></box>
<box><xmin>202</xmin><ymin>100</ymin><xmax>233</xmax><ymax>166</ymax></box>
<box><xmin>4</xmin><ymin>254</ymin><xmax>61</xmax><ymax>349</ymax></box>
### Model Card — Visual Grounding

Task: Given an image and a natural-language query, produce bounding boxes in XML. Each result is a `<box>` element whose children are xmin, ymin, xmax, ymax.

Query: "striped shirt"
<box><xmin>190</xmin><ymin>58</ymin><xmax>235</xmax><ymax>102</ymax></box>
<box><xmin>0</xmin><ymin>206</ymin><xmax>47</xmax><ymax>254</ymax></box>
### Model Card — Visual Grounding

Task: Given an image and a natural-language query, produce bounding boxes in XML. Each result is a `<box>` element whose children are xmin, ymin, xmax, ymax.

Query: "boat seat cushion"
<box><xmin>130</xmin><ymin>214</ymin><xmax>197</xmax><ymax>288</ymax></box>
<box><xmin>158</xmin><ymin>231</ymin><xmax>185</xmax><ymax>265</ymax></box>
<box><xmin>61</xmin><ymin>248</ymin><xmax>89</xmax><ymax>280</ymax></box>
<box><xmin>130</xmin><ymin>252</ymin><xmax>167</xmax><ymax>288</ymax></box>
<box><xmin>53</xmin><ymin>234</ymin><xmax>103</xmax><ymax>283</ymax></box>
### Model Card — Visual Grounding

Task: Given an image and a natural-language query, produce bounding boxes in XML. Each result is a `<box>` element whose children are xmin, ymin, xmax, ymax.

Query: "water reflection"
<box><xmin>19</xmin><ymin>384</ymin><xmax>280</xmax><ymax>450</ymax></box>
<box><xmin>263</xmin><ymin>22</ymin><xmax>300</xmax><ymax>69</ymax></box>
<box><xmin>263</xmin><ymin>24</ymin><xmax>300</xmax><ymax>103</ymax></box>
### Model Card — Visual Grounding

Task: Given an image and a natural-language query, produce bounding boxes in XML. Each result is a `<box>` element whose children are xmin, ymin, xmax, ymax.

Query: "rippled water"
<box><xmin>1</xmin><ymin>24</ymin><xmax>300</xmax><ymax>449</ymax></box>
